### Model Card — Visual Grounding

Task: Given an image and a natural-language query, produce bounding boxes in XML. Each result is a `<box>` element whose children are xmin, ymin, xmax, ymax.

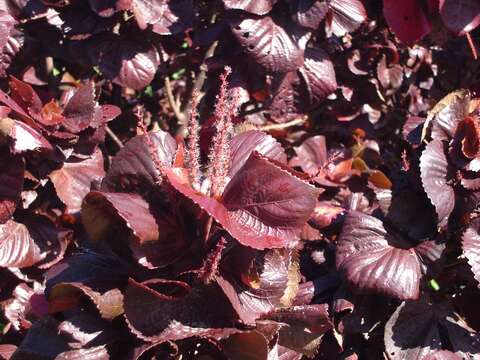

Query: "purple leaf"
<box><xmin>166</xmin><ymin>152</ymin><xmax>318</xmax><ymax>249</ymax></box>
<box><xmin>384</xmin><ymin>297</ymin><xmax>480</xmax><ymax>359</ymax></box>
<box><xmin>462</xmin><ymin>218</ymin><xmax>480</xmax><ymax>287</ymax></box>
<box><xmin>222</xmin><ymin>0</ymin><xmax>276</xmax><ymax>15</ymax></box>
<box><xmin>336</xmin><ymin>211</ymin><xmax>444</xmax><ymax>300</ymax></box>
<box><xmin>103</xmin><ymin>130</ymin><xmax>177</xmax><ymax>192</ymax></box>
<box><xmin>289</xmin><ymin>135</ymin><xmax>327</xmax><ymax>175</ymax></box>
<box><xmin>46</xmin><ymin>251</ymin><xmax>128</xmax><ymax>320</ymax></box>
<box><xmin>383</xmin><ymin>0</ymin><xmax>431</xmax><ymax>43</ymax></box>
<box><xmin>221</xmin><ymin>331</ymin><xmax>270</xmax><ymax>359</ymax></box>
<box><xmin>229</xmin><ymin>130</ymin><xmax>287</xmax><ymax>177</ymax></box>
<box><xmin>8</xmin><ymin>76</ymin><xmax>43</xmax><ymax>124</ymax></box>
<box><xmin>89</xmin><ymin>36</ymin><xmax>160</xmax><ymax>90</ymax></box>
<box><xmin>62</xmin><ymin>81</ymin><xmax>97</xmax><ymax>133</ymax></box>
<box><xmin>299</xmin><ymin>46</ymin><xmax>337</xmax><ymax>106</ymax></box>
<box><xmin>0</xmin><ymin>151</ymin><xmax>23</xmax><ymax>224</ymax></box>
<box><xmin>420</xmin><ymin>140</ymin><xmax>455</xmax><ymax>227</ymax></box>
<box><xmin>328</xmin><ymin>0</ymin><xmax>366</xmax><ymax>36</ymax></box>
<box><xmin>82</xmin><ymin>191</ymin><xmax>188</xmax><ymax>268</ymax></box>
<box><xmin>440</xmin><ymin>0</ymin><xmax>480</xmax><ymax>35</ymax></box>
<box><xmin>49</xmin><ymin>148</ymin><xmax>105</xmax><ymax>214</ymax></box>
<box><xmin>125</xmin><ymin>0</ymin><xmax>194</xmax><ymax>35</ymax></box>
<box><xmin>293</xmin><ymin>0</ymin><xmax>329</xmax><ymax>29</ymax></box>
<box><xmin>231</xmin><ymin>16</ymin><xmax>309</xmax><ymax>73</ymax></box>
<box><xmin>123</xmin><ymin>278</ymin><xmax>239</xmax><ymax>342</ymax></box>
<box><xmin>217</xmin><ymin>248</ymin><xmax>300</xmax><ymax>324</ymax></box>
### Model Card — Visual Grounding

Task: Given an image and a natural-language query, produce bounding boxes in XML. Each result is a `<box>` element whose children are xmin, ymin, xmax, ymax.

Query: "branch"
<box><xmin>259</xmin><ymin>116</ymin><xmax>307</xmax><ymax>131</ymax></box>
<box><xmin>105</xmin><ymin>125</ymin><xmax>123</xmax><ymax>149</ymax></box>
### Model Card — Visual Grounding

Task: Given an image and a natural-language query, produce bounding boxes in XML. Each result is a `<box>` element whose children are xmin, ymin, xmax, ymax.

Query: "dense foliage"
<box><xmin>1</xmin><ymin>0</ymin><xmax>480</xmax><ymax>359</ymax></box>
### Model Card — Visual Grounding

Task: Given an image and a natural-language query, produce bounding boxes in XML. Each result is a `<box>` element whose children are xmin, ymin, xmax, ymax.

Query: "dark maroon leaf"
<box><xmin>336</xmin><ymin>211</ymin><xmax>444</xmax><ymax>299</ymax></box>
<box><xmin>166</xmin><ymin>152</ymin><xmax>318</xmax><ymax>249</ymax></box>
<box><xmin>328</xmin><ymin>0</ymin><xmax>366</xmax><ymax>36</ymax></box>
<box><xmin>103</xmin><ymin>130</ymin><xmax>176</xmax><ymax>193</ymax></box>
<box><xmin>300</xmin><ymin>46</ymin><xmax>337</xmax><ymax>105</ymax></box>
<box><xmin>223</xmin><ymin>0</ymin><xmax>276</xmax><ymax>15</ymax></box>
<box><xmin>217</xmin><ymin>248</ymin><xmax>300</xmax><ymax>324</ymax></box>
<box><xmin>88</xmin><ymin>0</ymin><xmax>117</xmax><ymax>17</ymax></box>
<box><xmin>89</xmin><ymin>36</ymin><xmax>160</xmax><ymax>90</ymax></box>
<box><xmin>8</xmin><ymin>76</ymin><xmax>43</xmax><ymax>123</ymax></box>
<box><xmin>62</xmin><ymin>81</ymin><xmax>96</xmax><ymax>133</ymax></box>
<box><xmin>0</xmin><ymin>151</ymin><xmax>22</xmax><ymax>223</ymax></box>
<box><xmin>125</xmin><ymin>0</ymin><xmax>194</xmax><ymax>35</ymax></box>
<box><xmin>49</xmin><ymin>148</ymin><xmax>105</xmax><ymax>214</ymax></box>
<box><xmin>293</xmin><ymin>0</ymin><xmax>329</xmax><ymax>29</ymax></box>
<box><xmin>440</xmin><ymin>0</ymin><xmax>480</xmax><ymax>35</ymax></box>
<box><xmin>46</xmin><ymin>251</ymin><xmax>128</xmax><ymax>320</ymax></box>
<box><xmin>221</xmin><ymin>331</ymin><xmax>270</xmax><ymax>360</ymax></box>
<box><xmin>384</xmin><ymin>297</ymin><xmax>480</xmax><ymax>359</ymax></box>
<box><xmin>124</xmin><ymin>278</ymin><xmax>239</xmax><ymax>342</ymax></box>
<box><xmin>383</xmin><ymin>0</ymin><xmax>431</xmax><ymax>43</ymax></box>
<box><xmin>420</xmin><ymin>140</ymin><xmax>455</xmax><ymax>227</ymax></box>
<box><xmin>10</xmin><ymin>317</ymin><xmax>70</xmax><ymax>360</ymax></box>
<box><xmin>82</xmin><ymin>191</ymin><xmax>188</xmax><ymax>268</ymax></box>
<box><xmin>0</xmin><ymin>118</ymin><xmax>53</xmax><ymax>154</ymax></box>
<box><xmin>268</xmin><ymin>70</ymin><xmax>306</xmax><ymax>122</ymax></box>
<box><xmin>231</xmin><ymin>16</ymin><xmax>309</xmax><ymax>73</ymax></box>
<box><xmin>229</xmin><ymin>130</ymin><xmax>287</xmax><ymax>177</ymax></box>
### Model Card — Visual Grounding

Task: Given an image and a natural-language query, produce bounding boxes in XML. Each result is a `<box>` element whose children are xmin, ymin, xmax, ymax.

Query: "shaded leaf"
<box><xmin>462</xmin><ymin>218</ymin><xmax>480</xmax><ymax>287</ymax></box>
<box><xmin>89</xmin><ymin>36</ymin><xmax>160</xmax><ymax>90</ymax></box>
<box><xmin>384</xmin><ymin>297</ymin><xmax>480</xmax><ymax>360</ymax></box>
<box><xmin>0</xmin><ymin>151</ymin><xmax>23</xmax><ymax>223</ymax></box>
<box><xmin>299</xmin><ymin>46</ymin><xmax>337</xmax><ymax>106</ymax></box>
<box><xmin>293</xmin><ymin>0</ymin><xmax>330</xmax><ymax>29</ymax></box>
<box><xmin>124</xmin><ymin>278</ymin><xmax>238</xmax><ymax>342</ymax></box>
<box><xmin>103</xmin><ymin>130</ymin><xmax>176</xmax><ymax>193</ymax></box>
<box><xmin>440</xmin><ymin>0</ymin><xmax>480</xmax><ymax>35</ymax></box>
<box><xmin>217</xmin><ymin>248</ymin><xmax>300</xmax><ymax>324</ymax></box>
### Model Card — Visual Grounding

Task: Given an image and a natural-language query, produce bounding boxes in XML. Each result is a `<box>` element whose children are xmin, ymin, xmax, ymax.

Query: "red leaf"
<box><xmin>49</xmin><ymin>148</ymin><xmax>105</xmax><ymax>214</ymax></box>
<box><xmin>103</xmin><ymin>130</ymin><xmax>177</xmax><ymax>192</ymax></box>
<box><xmin>383</xmin><ymin>0</ymin><xmax>431</xmax><ymax>43</ymax></box>
<box><xmin>231</xmin><ymin>16</ymin><xmax>309</xmax><ymax>73</ymax></box>
<box><xmin>229</xmin><ymin>130</ymin><xmax>287</xmax><ymax>177</ymax></box>
<box><xmin>166</xmin><ymin>153</ymin><xmax>318</xmax><ymax>249</ymax></box>
<box><xmin>62</xmin><ymin>81</ymin><xmax>96</xmax><ymax>133</ymax></box>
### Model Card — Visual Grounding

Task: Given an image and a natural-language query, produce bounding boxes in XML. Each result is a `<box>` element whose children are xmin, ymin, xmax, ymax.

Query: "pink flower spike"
<box><xmin>207</xmin><ymin>66</ymin><xmax>236</xmax><ymax>197</ymax></box>
<box><xmin>186</xmin><ymin>89</ymin><xmax>202</xmax><ymax>190</ymax></box>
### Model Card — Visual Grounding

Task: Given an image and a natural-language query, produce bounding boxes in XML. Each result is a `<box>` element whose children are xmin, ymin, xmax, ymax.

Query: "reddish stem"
<box><xmin>466</xmin><ymin>32</ymin><xmax>478</xmax><ymax>60</ymax></box>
